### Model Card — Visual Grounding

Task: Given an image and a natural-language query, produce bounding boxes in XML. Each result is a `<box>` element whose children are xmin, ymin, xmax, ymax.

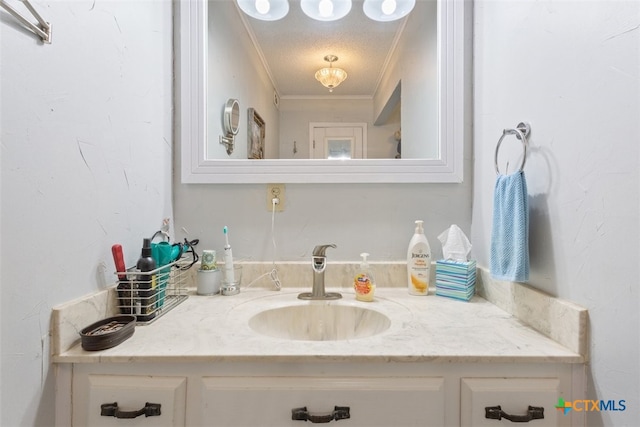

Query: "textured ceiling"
<box><xmin>234</xmin><ymin>0</ymin><xmax>407</xmax><ymax>98</ymax></box>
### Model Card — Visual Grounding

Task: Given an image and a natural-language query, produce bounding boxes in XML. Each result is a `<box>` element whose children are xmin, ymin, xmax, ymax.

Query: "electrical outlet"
<box><xmin>267</xmin><ymin>183</ymin><xmax>285</xmax><ymax>212</ymax></box>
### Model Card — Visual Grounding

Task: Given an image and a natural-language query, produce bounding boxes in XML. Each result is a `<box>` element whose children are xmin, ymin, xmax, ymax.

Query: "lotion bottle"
<box><xmin>354</xmin><ymin>253</ymin><xmax>375</xmax><ymax>302</ymax></box>
<box><xmin>407</xmin><ymin>220</ymin><xmax>431</xmax><ymax>295</ymax></box>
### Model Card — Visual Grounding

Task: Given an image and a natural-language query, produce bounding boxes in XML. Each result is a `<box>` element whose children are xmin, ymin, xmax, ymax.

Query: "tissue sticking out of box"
<box><xmin>437</xmin><ymin>224</ymin><xmax>472</xmax><ymax>261</ymax></box>
<box><xmin>436</xmin><ymin>225</ymin><xmax>476</xmax><ymax>301</ymax></box>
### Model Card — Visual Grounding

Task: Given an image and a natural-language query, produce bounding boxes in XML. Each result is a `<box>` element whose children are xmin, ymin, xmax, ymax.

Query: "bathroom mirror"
<box><xmin>178</xmin><ymin>0</ymin><xmax>469</xmax><ymax>183</ymax></box>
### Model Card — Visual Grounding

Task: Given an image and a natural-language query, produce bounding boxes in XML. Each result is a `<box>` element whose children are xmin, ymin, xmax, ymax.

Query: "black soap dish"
<box><xmin>80</xmin><ymin>315</ymin><xmax>136</xmax><ymax>351</ymax></box>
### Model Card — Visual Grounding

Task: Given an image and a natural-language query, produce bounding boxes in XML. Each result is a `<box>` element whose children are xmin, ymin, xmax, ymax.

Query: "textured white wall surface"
<box><xmin>472</xmin><ymin>1</ymin><xmax>639</xmax><ymax>425</ymax></box>
<box><xmin>0</xmin><ymin>1</ymin><xmax>173</xmax><ymax>425</ymax></box>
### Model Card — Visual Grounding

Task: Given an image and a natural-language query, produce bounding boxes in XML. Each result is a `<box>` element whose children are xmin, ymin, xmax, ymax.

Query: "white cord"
<box><xmin>243</xmin><ymin>269</ymin><xmax>280</xmax><ymax>289</ymax></box>
<box><xmin>242</xmin><ymin>198</ymin><xmax>282</xmax><ymax>290</ymax></box>
<box><xmin>270</xmin><ymin>198</ymin><xmax>282</xmax><ymax>290</ymax></box>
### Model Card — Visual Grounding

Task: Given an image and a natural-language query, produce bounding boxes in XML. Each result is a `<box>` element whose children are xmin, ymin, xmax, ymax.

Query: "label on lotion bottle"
<box><xmin>409</xmin><ymin>246</ymin><xmax>430</xmax><ymax>294</ymax></box>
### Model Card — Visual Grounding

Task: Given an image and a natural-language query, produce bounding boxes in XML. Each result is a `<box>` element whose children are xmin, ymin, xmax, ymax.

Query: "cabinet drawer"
<box><xmin>461</xmin><ymin>378</ymin><xmax>565</xmax><ymax>426</ymax></box>
<box><xmin>72</xmin><ymin>374</ymin><xmax>187</xmax><ymax>426</ymax></box>
<box><xmin>200</xmin><ymin>376</ymin><xmax>444</xmax><ymax>426</ymax></box>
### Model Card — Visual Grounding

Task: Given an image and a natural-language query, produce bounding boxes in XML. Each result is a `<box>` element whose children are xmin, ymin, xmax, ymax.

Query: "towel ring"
<box><xmin>494</xmin><ymin>122</ymin><xmax>530</xmax><ymax>175</ymax></box>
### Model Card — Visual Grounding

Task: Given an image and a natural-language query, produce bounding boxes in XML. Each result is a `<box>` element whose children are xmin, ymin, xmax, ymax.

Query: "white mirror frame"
<box><xmin>177</xmin><ymin>0</ymin><xmax>468</xmax><ymax>184</ymax></box>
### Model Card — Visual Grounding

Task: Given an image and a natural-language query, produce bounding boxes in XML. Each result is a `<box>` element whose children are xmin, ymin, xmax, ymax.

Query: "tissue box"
<box><xmin>435</xmin><ymin>260</ymin><xmax>477</xmax><ymax>301</ymax></box>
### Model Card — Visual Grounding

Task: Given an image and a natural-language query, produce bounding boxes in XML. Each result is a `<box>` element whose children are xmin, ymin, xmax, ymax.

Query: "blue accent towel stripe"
<box><xmin>490</xmin><ymin>171</ymin><xmax>529</xmax><ymax>282</ymax></box>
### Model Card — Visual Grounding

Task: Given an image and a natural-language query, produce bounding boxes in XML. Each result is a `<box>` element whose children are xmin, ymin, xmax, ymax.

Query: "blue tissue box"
<box><xmin>435</xmin><ymin>260</ymin><xmax>477</xmax><ymax>301</ymax></box>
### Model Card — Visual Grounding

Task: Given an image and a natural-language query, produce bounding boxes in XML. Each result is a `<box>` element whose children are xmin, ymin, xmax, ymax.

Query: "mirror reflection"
<box><xmin>206</xmin><ymin>0</ymin><xmax>437</xmax><ymax>160</ymax></box>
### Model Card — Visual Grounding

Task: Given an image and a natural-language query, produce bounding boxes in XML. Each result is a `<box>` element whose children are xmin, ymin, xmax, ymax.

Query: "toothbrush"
<box><xmin>223</xmin><ymin>226</ymin><xmax>235</xmax><ymax>283</ymax></box>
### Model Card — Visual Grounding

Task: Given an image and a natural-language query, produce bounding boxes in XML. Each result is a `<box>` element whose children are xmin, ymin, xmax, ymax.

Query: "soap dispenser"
<box><xmin>354</xmin><ymin>253</ymin><xmax>376</xmax><ymax>302</ymax></box>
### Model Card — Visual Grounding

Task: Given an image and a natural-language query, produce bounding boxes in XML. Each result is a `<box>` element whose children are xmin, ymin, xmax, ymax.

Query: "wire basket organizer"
<box><xmin>116</xmin><ymin>257</ymin><xmax>190</xmax><ymax>325</ymax></box>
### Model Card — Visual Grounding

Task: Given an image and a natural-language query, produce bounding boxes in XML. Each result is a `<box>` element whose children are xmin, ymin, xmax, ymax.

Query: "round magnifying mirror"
<box><xmin>223</xmin><ymin>99</ymin><xmax>240</xmax><ymax>136</ymax></box>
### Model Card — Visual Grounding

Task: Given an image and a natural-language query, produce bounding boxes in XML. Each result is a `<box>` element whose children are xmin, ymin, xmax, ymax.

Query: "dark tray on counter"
<box><xmin>80</xmin><ymin>315</ymin><xmax>136</xmax><ymax>351</ymax></box>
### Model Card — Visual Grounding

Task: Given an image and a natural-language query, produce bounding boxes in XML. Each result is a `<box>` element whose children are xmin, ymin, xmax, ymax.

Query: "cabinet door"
<box><xmin>461</xmin><ymin>378</ymin><xmax>564</xmax><ymax>426</ymax></box>
<box><xmin>73</xmin><ymin>374</ymin><xmax>187</xmax><ymax>426</ymax></box>
<box><xmin>200</xmin><ymin>376</ymin><xmax>444</xmax><ymax>426</ymax></box>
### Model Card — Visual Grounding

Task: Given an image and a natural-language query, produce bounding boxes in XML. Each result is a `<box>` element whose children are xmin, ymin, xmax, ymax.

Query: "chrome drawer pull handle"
<box><xmin>485</xmin><ymin>405</ymin><xmax>544</xmax><ymax>422</ymax></box>
<box><xmin>100</xmin><ymin>402</ymin><xmax>161</xmax><ymax>419</ymax></box>
<box><xmin>292</xmin><ymin>406</ymin><xmax>350</xmax><ymax>423</ymax></box>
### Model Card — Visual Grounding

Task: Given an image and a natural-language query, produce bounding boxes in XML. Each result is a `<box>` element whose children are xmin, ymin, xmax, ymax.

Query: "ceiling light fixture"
<box><xmin>315</xmin><ymin>55</ymin><xmax>347</xmax><ymax>92</ymax></box>
<box><xmin>362</xmin><ymin>0</ymin><xmax>415</xmax><ymax>22</ymax></box>
<box><xmin>301</xmin><ymin>0</ymin><xmax>352</xmax><ymax>21</ymax></box>
<box><xmin>236</xmin><ymin>0</ymin><xmax>289</xmax><ymax>21</ymax></box>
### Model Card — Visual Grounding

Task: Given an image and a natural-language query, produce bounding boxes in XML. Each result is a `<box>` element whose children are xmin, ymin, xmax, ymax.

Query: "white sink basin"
<box><xmin>248</xmin><ymin>303</ymin><xmax>391</xmax><ymax>341</ymax></box>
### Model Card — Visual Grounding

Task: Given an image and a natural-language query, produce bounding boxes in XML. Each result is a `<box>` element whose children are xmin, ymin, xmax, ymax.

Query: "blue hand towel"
<box><xmin>490</xmin><ymin>171</ymin><xmax>529</xmax><ymax>282</ymax></box>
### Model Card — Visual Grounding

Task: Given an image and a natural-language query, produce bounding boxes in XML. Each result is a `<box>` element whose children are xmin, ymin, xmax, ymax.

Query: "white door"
<box><xmin>310</xmin><ymin>123</ymin><xmax>367</xmax><ymax>159</ymax></box>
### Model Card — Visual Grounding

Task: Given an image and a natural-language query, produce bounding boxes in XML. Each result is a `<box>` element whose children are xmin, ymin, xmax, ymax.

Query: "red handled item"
<box><xmin>111</xmin><ymin>244</ymin><xmax>127</xmax><ymax>280</ymax></box>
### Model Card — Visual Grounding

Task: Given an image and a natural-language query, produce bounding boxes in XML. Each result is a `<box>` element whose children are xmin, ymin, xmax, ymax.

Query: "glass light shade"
<box><xmin>363</xmin><ymin>0</ymin><xmax>415</xmax><ymax>22</ymax></box>
<box><xmin>315</xmin><ymin>67</ymin><xmax>348</xmax><ymax>92</ymax></box>
<box><xmin>236</xmin><ymin>0</ymin><xmax>289</xmax><ymax>21</ymax></box>
<box><xmin>301</xmin><ymin>0</ymin><xmax>352</xmax><ymax>21</ymax></box>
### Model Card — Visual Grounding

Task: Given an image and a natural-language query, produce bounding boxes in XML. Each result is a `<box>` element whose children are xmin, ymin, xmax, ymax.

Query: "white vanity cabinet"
<box><xmin>54</xmin><ymin>287</ymin><xmax>586</xmax><ymax>426</ymax></box>
<box><xmin>64</xmin><ymin>362</ymin><xmax>581</xmax><ymax>426</ymax></box>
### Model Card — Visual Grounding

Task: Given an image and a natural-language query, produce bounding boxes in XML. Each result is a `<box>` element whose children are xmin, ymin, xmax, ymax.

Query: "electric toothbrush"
<box><xmin>223</xmin><ymin>226</ymin><xmax>235</xmax><ymax>284</ymax></box>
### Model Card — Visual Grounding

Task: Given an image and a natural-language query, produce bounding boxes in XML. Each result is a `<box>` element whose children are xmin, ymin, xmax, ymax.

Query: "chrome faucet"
<box><xmin>298</xmin><ymin>244</ymin><xmax>341</xmax><ymax>300</ymax></box>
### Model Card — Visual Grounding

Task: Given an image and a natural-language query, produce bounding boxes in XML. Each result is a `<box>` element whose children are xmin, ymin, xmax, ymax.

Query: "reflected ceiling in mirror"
<box><xmin>240</xmin><ymin>1</ymin><xmax>405</xmax><ymax>98</ymax></box>
<box><xmin>178</xmin><ymin>0</ymin><xmax>467</xmax><ymax>183</ymax></box>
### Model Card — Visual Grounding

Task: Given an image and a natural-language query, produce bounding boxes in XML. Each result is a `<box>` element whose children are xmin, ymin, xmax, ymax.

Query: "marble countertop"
<box><xmin>53</xmin><ymin>287</ymin><xmax>583</xmax><ymax>364</ymax></box>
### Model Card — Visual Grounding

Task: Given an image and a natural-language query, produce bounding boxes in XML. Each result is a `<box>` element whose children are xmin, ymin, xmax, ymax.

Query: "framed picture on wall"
<box><xmin>248</xmin><ymin>108</ymin><xmax>265</xmax><ymax>159</ymax></box>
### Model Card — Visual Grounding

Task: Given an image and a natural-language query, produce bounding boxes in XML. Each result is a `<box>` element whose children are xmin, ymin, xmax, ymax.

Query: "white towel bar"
<box><xmin>0</xmin><ymin>0</ymin><xmax>52</xmax><ymax>43</ymax></box>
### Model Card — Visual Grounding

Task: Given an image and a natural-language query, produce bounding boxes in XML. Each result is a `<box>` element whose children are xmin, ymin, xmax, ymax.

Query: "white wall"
<box><xmin>174</xmin><ymin>178</ymin><xmax>473</xmax><ymax>265</ymax></box>
<box><xmin>0</xmin><ymin>1</ymin><xmax>173</xmax><ymax>425</ymax></box>
<box><xmin>472</xmin><ymin>1</ymin><xmax>639</xmax><ymax>425</ymax></box>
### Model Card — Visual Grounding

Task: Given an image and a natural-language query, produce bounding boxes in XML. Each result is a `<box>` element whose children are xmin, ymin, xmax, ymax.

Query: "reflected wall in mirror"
<box><xmin>178</xmin><ymin>0</ymin><xmax>469</xmax><ymax>183</ymax></box>
<box><xmin>206</xmin><ymin>0</ymin><xmax>435</xmax><ymax>161</ymax></box>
